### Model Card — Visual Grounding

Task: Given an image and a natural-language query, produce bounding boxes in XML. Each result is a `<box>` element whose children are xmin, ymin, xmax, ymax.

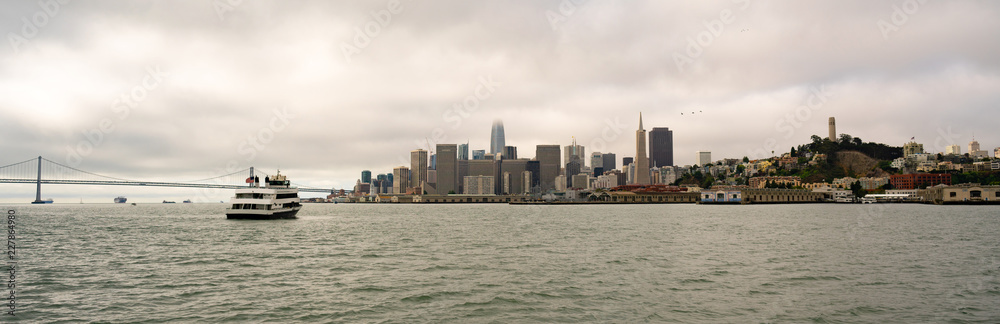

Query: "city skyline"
<box><xmin>2</xmin><ymin>1</ymin><xmax>999</xmax><ymax>202</ymax></box>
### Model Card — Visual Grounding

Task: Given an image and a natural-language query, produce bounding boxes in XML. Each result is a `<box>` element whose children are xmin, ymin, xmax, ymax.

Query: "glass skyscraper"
<box><xmin>458</xmin><ymin>143</ymin><xmax>469</xmax><ymax>160</ymax></box>
<box><xmin>649</xmin><ymin>127</ymin><xmax>674</xmax><ymax>168</ymax></box>
<box><xmin>490</xmin><ymin>119</ymin><xmax>505</xmax><ymax>154</ymax></box>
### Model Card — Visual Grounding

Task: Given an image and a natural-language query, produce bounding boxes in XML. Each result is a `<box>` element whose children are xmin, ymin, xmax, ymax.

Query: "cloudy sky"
<box><xmin>1</xmin><ymin>0</ymin><xmax>999</xmax><ymax>202</ymax></box>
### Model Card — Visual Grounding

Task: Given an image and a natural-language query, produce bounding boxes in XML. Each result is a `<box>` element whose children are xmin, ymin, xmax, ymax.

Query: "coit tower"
<box><xmin>828</xmin><ymin>117</ymin><xmax>836</xmax><ymax>141</ymax></box>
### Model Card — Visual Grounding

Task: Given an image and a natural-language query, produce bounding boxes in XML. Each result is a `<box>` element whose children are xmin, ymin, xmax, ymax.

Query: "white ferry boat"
<box><xmin>225</xmin><ymin>171</ymin><xmax>301</xmax><ymax>220</ymax></box>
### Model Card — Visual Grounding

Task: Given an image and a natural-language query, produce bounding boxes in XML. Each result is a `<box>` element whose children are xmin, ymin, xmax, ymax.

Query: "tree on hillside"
<box><xmin>850</xmin><ymin>181</ymin><xmax>866</xmax><ymax>198</ymax></box>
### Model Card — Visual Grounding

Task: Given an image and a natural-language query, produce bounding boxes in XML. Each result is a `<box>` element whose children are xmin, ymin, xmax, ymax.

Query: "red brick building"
<box><xmin>890</xmin><ymin>173</ymin><xmax>952</xmax><ymax>190</ymax></box>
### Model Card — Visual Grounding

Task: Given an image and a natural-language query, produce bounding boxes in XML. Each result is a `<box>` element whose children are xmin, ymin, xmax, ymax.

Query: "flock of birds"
<box><xmin>680</xmin><ymin>110</ymin><xmax>703</xmax><ymax>116</ymax></box>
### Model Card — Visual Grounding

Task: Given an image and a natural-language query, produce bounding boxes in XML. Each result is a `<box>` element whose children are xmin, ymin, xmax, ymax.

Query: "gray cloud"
<box><xmin>1</xmin><ymin>0</ymin><xmax>999</xmax><ymax>202</ymax></box>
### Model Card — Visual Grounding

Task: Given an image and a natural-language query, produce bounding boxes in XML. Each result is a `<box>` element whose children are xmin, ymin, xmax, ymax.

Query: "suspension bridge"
<box><xmin>0</xmin><ymin>156</ymin><xmax>341</xmax><ymax>203</ymax></box>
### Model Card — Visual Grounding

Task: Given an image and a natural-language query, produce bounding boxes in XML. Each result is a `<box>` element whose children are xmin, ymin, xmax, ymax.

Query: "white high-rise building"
<box><xmin>697</xmin><ymin>151</ymin><xmax>712</xmax><ymax>166</ymax></box>
<box><xmin>945</xmin><ymin>145</ymin><xmax>961</xmax><ymax>155</ymax></box>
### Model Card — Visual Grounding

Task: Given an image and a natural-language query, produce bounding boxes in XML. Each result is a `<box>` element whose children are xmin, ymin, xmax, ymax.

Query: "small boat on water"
<box><xmin>115</xmin><ymin>196</ymin><xmax>127</xmax><ymax>203</ymax></box>
<box><xmin>31</xmin><ymin>198</ymin><xmax>53</xmax><ymax>204</ymax></box>
<box><xmin>226</xmin><ymin>171</ymin><xmax>301</xmax><ymax>220</ymax></box>
<box><xmin>183</xmin><ymin>199</ymin><xmax>192</xmax><ymax>203</ymax></box>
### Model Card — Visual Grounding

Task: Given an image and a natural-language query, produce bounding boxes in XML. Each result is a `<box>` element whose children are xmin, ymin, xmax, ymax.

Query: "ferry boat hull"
<box><xmin>226</xmin><ymin>207</ymin><xmax>300</xmax><ymax>220</ymax></box>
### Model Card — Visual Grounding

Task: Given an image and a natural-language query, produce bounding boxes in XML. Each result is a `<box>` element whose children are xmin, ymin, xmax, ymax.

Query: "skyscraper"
<box><xmin>472</xmin><ymin>150</ymin><xmax>486</xmax><ymax>160</ymax></box>
<box><xmin>590</xmin><ymin>152</ymin><xmax>604</xmax><ymax>170</ymax></box>
<box><xmin>649</xmin><ymin>127</ymin><xmax>674</xmax><ymax>168</ymax></box>
<box><xmin>536</xmin><ymin>145</ymin><xmax>561</xmax><ymax>191</ymax></box>
<box><xmin>410</xmin><ymin>149</ymin><xmax>428</xmax><ymax>191</ymax></box>
<box><xmin>635</xmin><ymin>113</ymin><xmax>650</xmax><ymax>184</ymax></box>
<box><xmin>697</xmin><ymin>151</ymin><xmax>712</xmax><ymax>166</ymax></box>
<box><xmin>502</xmin><ymin>146</ymin><xmax>517</xmax><ymax>160</ymax></box>
<box><xmin>436</xmin><ymin>144</ymin><xmax>458</xmax><ymax>194</ymax></box>
<box><xmin>490</xmin><ymin>119</ymin><xmax>506</xmax><ymax>155</ymax></box>
<box><xmin>564</xmin><ymin>137</ymin><xmax>585</xmax><ymax>167</ymax></box>
<box><xmin>361</xmin><ymin>170</ymin><xmax>372</xmax><ymax>184</ymax></box>
<box><xmin>623</xmin><ymin>157</ymin><xmax>633</xmax><ymax>167</ymax></box>
<box><xmin>393</xmin><ymin>166</ymin><xmax>410</xmax><ymax>194</ymax></box>
<box><xmin>458</xmin><ymin>143</ymin><xmax>469</xmax><ymax>160</ymax></box>
<box><xmin>602</xmin><ymin>153</ymin><xmax>617</xmax><ymax>171</ymax></box>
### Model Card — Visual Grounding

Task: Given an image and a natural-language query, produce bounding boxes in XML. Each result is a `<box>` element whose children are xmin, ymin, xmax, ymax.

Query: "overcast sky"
<box><xmin>1</xmin><ymin>0</ymin><xmax>999</xmax><ymax>202</ymax></box>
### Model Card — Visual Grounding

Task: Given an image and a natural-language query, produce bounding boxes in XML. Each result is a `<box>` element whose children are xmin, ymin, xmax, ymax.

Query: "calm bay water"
<box><xmin>4</xmin><ymin>203</ymin><xmax>999</xmax><ymax>323</ymax></box>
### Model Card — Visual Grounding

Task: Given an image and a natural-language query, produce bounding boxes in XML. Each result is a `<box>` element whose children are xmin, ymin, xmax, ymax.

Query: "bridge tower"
<box><xmin>32</xmin><ymin>156</ymin><xmax>43</xmax><ymax>204</ymax></box>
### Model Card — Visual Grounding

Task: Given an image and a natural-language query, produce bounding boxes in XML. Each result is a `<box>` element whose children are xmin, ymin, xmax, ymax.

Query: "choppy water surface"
<box><xmin>5</xmin><ymin>203</ymin><xmax>999</xmax><ymax>323</ymax></box>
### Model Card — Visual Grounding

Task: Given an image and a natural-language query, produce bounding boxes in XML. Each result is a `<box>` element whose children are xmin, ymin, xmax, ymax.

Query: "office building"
<box><xmin>945</xmin><ymin>145</ymin><xmax>961</xmax><ymax>155</ymax></box>
<box><xmin>472</xmin><ymin>150</ymin><xmax>486</xmax><ymax>160</ymax></box>
<box><xmin>502</xmin><ymin>146</ymin><xmax>518</xmax><ymax>160</ymax></box>
<box><xmin>361</xmin><ymin>170</ymin><xmax>372</xmax><ymax>184</ymax></box>
<box><xmin>436</xmin><ymin>144</ymin><xmax>458</xmax><ymax>194</ymax></box>
<box><xmin>501</xmin><ymin>159</ymin><xmax>530</xmax><ymax>195</ymax></box>
<box><xmin>393</xmin><ymin>166</ymin><xmax>410</xmax><ymax>194</ymax></box>
<box><xmin>463</xmin><ymin>176</ymin><xmax>495</xmax><ymax>195</ymax></box>
<box><xmin>490</xmin><ymin>119</ymin><xmax>505</xmax><ymax>155</ymax></box>
<box><xmin>649</xmin><ymin>127</ymin><xmax>674</xmax><ymax>168</ymax></box>
<box><xmin>591</xmin><ymin>152</ymin><xmax>604</xmax><ymax>170</ymax></box>
<box><xmin>410</xmin><ymin>149</ymin><xmax>428</xmax><ymax>191</ymax></box>
<box><xmin>601</xmin><ymin>153</ymin><xmax>616</xmax><ymax>171</ymax></box>
<box><xmin>635</xmin><ymin>113</ymin><xmax>650</xmax><ymax>184</ymax></box>
<box><xmin>430</xmin><ymin>154</ymin><xmax>436</xmax><ymax>170</ymax></box>
<box><xmin>623</xmin><ymin>157</ymin><xmax>634</xmax><ymax>167</ymax></box>
<box><xmin>536</xmin><ymin>145</ymin><xmax>561</xmax><ymax>191</ymax></box>
<box><xmin>697</xmin><ymin>151</ymin><xmax>712</xmax><ymax>166</ymax></box>
<box><xmin>564</xmin><ymin>137</ymin><xmax>586</xmax><ymax>167</ymax></box>
<box><xmin>565</xmin><ymin>157</ymin><xmax>582</xmax><ymax>187</ymax></box>
<box><xmin>458</xmin><ymin>143</ymin><xmax>469</xmax><ymax>160</ymax></box>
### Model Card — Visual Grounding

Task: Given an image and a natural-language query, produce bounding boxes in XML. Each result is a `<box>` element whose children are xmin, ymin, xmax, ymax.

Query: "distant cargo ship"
<box><xmin>163</xmin><ymin>200</ymin><xmax>176</xmax><ymax>204</ymax></box>
<box><xmin>183</xmin><ymin>199</ymin><xmax>192</xmax><ymax>203</ymax></box>
<box><xmin>115</xmin><ymin>196</ymin><xmax>127</xmax><ymax>203</ymax></box>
